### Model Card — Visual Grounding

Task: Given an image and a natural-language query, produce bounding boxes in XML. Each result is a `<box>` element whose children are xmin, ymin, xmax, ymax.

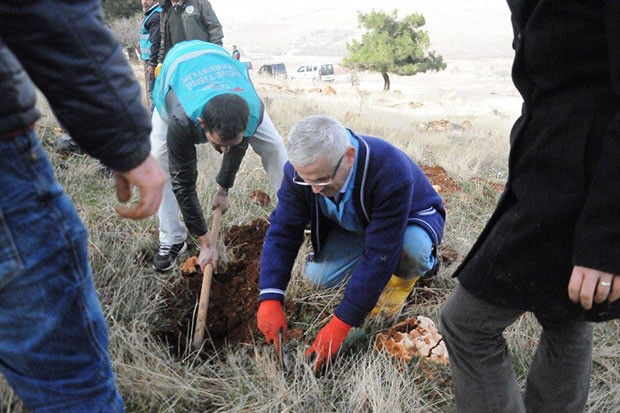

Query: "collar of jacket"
<box><xmin>162</xmin><ymin>0</ymin><xmax>183</xmax><ymax>9</ymax></box>
<box><xmin>350</xmin><ymin>132</ymin><xmax>371</xmax><ymax>224</ymax></box>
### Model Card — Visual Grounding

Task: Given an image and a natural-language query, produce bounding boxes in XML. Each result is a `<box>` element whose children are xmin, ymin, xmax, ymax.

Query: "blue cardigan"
<box><xmin>259</xmin><ymin>133</ymin><xmax>446</xmax><ymax>327</ymax></box>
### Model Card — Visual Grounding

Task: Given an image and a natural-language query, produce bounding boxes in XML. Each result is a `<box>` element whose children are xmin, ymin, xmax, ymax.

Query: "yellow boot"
<box><xmin>370</xmin><ymin>275</ymin><xmax>420</xmax><ymax>317</ymax></box>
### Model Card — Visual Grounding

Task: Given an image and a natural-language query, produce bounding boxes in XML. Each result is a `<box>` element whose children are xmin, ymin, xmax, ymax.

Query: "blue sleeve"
<box><xmin>259</xmin><ymin>163</ymin><xmax>311</xmax><ymax>301</ymax></box>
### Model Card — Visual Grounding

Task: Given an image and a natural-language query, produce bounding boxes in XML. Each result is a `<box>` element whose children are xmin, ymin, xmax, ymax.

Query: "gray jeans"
<box><xmin>440</xmin><ymin>283</ymin><xmax>593</xmax><ymax>413</ymax></box>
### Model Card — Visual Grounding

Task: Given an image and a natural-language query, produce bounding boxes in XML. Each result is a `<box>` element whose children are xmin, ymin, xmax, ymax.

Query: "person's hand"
<box><xmin>305</xmin><ymin>315</ymin><xmax>352</xmax><ymax>376</ymax></box>
<box><xmin>568</xmin><ymin>265</ymin><xmax>620</xmax><ymax>310</ymax></box>
<box><xmin>257</xmin><ymin>300</ymin><xmax>287</xmax><ymax>352</ymax></box>
<box><xmin>197</xmin><ymin>243</ymin><xmax>218</xmax><ymax>272</ymax></box>
<box><xmin>146</xmin><ymin>64</ymin><xmax>155</xmax><ymax>80</ymax></box>
<box><xmin>154</xmin><ymin>63</ymin><xmax>162</xmax><ymax>78</ymax></box>
<box><xmin>212</xmin><ymin>187</ymin><xmax>230</xmax><ymax>214</ymax></box>
<box><xmin>114</xmin><ymin>155</ymin><xmax>166</xmax><ymax>219</ymax></box>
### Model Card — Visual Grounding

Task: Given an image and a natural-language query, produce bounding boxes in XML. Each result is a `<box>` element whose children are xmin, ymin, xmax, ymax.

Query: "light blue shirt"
<box><xmin>318</xmin><ymin>133</ymin><xmax>363</xmax><ymax>232</ymax></box>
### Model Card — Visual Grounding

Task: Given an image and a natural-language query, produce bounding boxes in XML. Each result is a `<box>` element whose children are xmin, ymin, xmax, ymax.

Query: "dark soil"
<box><xmin>156</xmin><ymin>218</ymin><xmax>270</xmax><ymax>357</ymax></box>
<box><xmin>153</xmin><ymin>167</ymin><xmax>476</xmax><ymax>358</ymax></box>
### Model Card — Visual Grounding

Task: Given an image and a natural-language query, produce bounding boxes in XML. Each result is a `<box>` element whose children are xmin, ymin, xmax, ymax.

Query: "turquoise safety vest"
<box><xmin>154</xmin><ymin>40</ymin><xmax>261</xmax><ymax>136</ymax></box>
<box><xmin>140</xmin><ymin>5</ymin><xmax>162</xmax><ymax>61</ymax></box>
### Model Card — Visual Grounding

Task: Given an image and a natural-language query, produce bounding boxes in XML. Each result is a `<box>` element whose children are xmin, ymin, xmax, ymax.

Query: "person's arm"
<box><xmin>258</xmin><ymin>163</ymin><xmax>311</xmax><ymax>302</ymax></box>
<box><xmin>572</xmin><ymin>2</ymin><xmax>620</xmax><ymax>276</ymax></box>
<box><xmin>167</xmin><ymin>114</ymin><xmax>209</xmax><ymax>237</ymax></box>
<box><xmin>0</xmin><ymin>0</ymin><xmax>152</xmax><ymax>172</ymax></box>
<box><xmin>0</xmin><ymin>0</ymin><xmax>166</xmax><ymax>219</ymax></box>
<box><xmin>147</xmin><ymin>11</ymin><xmax>161</xmax><ymax>68</ymax></box>
<box><xmin>199</xmin><ymin>0</ymin><xmax>224</xmax><ymax>46</ymax></box>
<box><xmin>157</xmin><ymin>8</ymin><xmax>167</xmax><ymax>64</ymax></box>
<box><xmin>168</xmin><ymin>126</ymin><xmax>217</xmax><ymax>269</ymax></box>
<box><xmin>215</xmin><ymin>139</ymin><xmax>249</xmax><ymax>189</ymax></box>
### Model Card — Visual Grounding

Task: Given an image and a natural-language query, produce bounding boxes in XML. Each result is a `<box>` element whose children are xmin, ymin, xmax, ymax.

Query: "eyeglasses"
<box><xmin>292</xmin><ymin>153</ymin><xmax>344</xmax><ymax>186</ymax></box>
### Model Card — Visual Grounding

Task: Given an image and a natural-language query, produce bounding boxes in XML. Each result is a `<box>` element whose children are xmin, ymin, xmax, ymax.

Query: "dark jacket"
<box><xmin>259</xmin><ymin>133</ymin><xmax>446</xmax><ymax>327</ymax></box>
<box><xmin>454</xmin><ymin>0</ymin><xmax>620</xmax><ymax>321</ymax></box>
<box><xmin>0</xmin><ymin>0</ymin><xmax>151</xmax><ymax>172</ymax></box>
<box><xmin>158</xmin><ymin>0</ymin><xmax>223</xmax><ymax>63</ymax></box>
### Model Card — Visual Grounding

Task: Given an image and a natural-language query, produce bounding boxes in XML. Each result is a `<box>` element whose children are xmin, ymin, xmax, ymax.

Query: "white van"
<box><xmin>291</xmin><ymin>63</ymin><xmax>334</xmax><ymax>82</ymax></box>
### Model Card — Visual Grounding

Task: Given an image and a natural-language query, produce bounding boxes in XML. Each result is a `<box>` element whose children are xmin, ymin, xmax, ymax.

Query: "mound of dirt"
<box><xmin>421</xmin><ymin>165</ymin><xmax>461</xmax><ymax>195</ymax></box>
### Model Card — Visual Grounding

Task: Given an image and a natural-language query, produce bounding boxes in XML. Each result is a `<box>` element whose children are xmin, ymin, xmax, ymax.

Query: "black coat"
<box><xmin>454</xmin><ymin>0</ymin><xmax>620</xmax><ymax>321</ymax></box>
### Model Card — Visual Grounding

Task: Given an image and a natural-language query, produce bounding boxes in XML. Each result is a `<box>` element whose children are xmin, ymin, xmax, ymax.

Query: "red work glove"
<box><xmin>305</xmin><ymin>315</ymin><xmax>352</xmax><ymax>376</ymax></box>
<box><xmin>257</xmin><ymin>300</ymin><xmax>287</xmax><ymax>352</ymax></box>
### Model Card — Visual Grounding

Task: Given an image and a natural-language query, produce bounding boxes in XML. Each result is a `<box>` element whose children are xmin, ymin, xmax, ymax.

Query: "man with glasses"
<box><xmin>150</xmin><ymin>39</ymin><xmax>287</xmax><ymax>273</ymax></box>
<box><xmin>256</xmin><ymin>115</ymin><xmax>445</xmax><ymax>375</ymax></box>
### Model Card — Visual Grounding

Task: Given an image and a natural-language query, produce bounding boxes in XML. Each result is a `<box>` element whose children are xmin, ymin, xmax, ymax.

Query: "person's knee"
<box><xmin>395</xmin><ymin>248</ymin><xmax>434</xmax><ymax>279</ymax></box>
<box><xmin>438</xmin><ymin>290</ymin><xmax>464</xmax><ymax>343</ymax></box>
<box><xmin>305</xmin><ymin>261</ymin><xmax>344</xmax><ymax>289</ymax></box>
<box><xmin>397</xmin><ymin>225</ymin><xmax>435</xmax><ymax>278</ymax></box>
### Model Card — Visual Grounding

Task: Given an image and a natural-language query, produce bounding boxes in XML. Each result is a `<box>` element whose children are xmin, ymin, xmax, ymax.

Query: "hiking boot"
<box><xmin>153</xmin><ymin>242</ymin><xmax>187</xmax><ymax>273</ymax></box>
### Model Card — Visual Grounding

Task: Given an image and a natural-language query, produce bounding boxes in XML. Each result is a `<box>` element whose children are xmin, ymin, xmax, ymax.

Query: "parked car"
<box><xmin>257</xmin><ymin>62</ymin><xmax>287</xmax><ymax>78</ymax></box>
<box><xmin>291</xmin><ymin>63</ymin><xmax>335</xmax><ymax>82</ymax></box>
<box><xmin>318</xmin><ymin>63</ymin><xmax>335</xmax><ymax>82</ymax></box>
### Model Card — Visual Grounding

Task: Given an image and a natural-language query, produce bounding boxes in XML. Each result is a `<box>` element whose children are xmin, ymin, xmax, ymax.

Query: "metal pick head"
<box><xmin>276</xmin><ymin>328</ymin><xmax>292</xmax><ymax>373</ymax></box>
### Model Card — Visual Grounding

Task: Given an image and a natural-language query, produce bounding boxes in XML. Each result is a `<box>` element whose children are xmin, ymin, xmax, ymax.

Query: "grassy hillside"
<box><xmin>2</xmin><ymin>67</ymin><xmax>619</xmax><ymax>413</ymax></box>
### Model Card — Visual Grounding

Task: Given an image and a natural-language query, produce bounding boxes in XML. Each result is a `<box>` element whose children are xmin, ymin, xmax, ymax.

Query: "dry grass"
<box><xmin>1</xmin><ymin>65</ymin><xmax>619</xmax><ymax>413</ymax></box>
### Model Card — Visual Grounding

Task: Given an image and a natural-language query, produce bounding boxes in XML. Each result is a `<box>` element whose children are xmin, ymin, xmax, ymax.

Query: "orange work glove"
<box><xmin>305</xmin><ymin>315</ymin><xmax>352</xmax><ymax>376</ymax></box>
<box><xmin>257</xmin><ymin>300</ymin><xmax>287</xmax><ymax>352</ymax></box>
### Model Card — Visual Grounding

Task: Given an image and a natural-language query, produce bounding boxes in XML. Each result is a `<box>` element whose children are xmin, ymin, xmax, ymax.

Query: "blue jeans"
<box><xmin>305</xmin><ymin>224</ymin><xmax>435</xmax><ymax>288</ymax></box>
<box><xmin>0</xmin><ymin>132</ymin><xmax>123</xmax><ymax>412</ymax></box>
<box><xmin>440</xmin><ymin>283</ymin><xmax>593</xmax><ymax>413</ymax></box>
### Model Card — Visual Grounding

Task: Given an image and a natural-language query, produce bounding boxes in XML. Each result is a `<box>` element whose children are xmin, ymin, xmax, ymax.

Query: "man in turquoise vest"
<box><xmin>139</xmin><ymin>0</ymin><xmax>161</xmax><ymax>110</ymax></box>
<box><xmin>151</xmin><ymin>40</ymin><xmax>287</xmax><ymax>273</ymax></box>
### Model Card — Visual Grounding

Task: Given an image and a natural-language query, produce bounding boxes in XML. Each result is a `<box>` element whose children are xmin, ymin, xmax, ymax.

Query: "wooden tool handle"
<box><xmin>208</xmin><ymin>208</ymin><xmax>222</xmax><ymax>245</ymax></box>
<box><xmin>191</xmin><ymin>208</ymin><xmax>222</xmax><ymax>350</ymax></box>
<box><xmin>192</xmin><ymin>263</ymin><xmax>214</xmax><ymax>349</ymax></box>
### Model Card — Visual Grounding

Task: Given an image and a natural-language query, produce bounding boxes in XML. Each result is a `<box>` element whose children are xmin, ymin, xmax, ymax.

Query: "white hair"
<box><xmin>286</xmin><ymin>115</ymin><xmax>349</xmax><ymax>167</ymax></box>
